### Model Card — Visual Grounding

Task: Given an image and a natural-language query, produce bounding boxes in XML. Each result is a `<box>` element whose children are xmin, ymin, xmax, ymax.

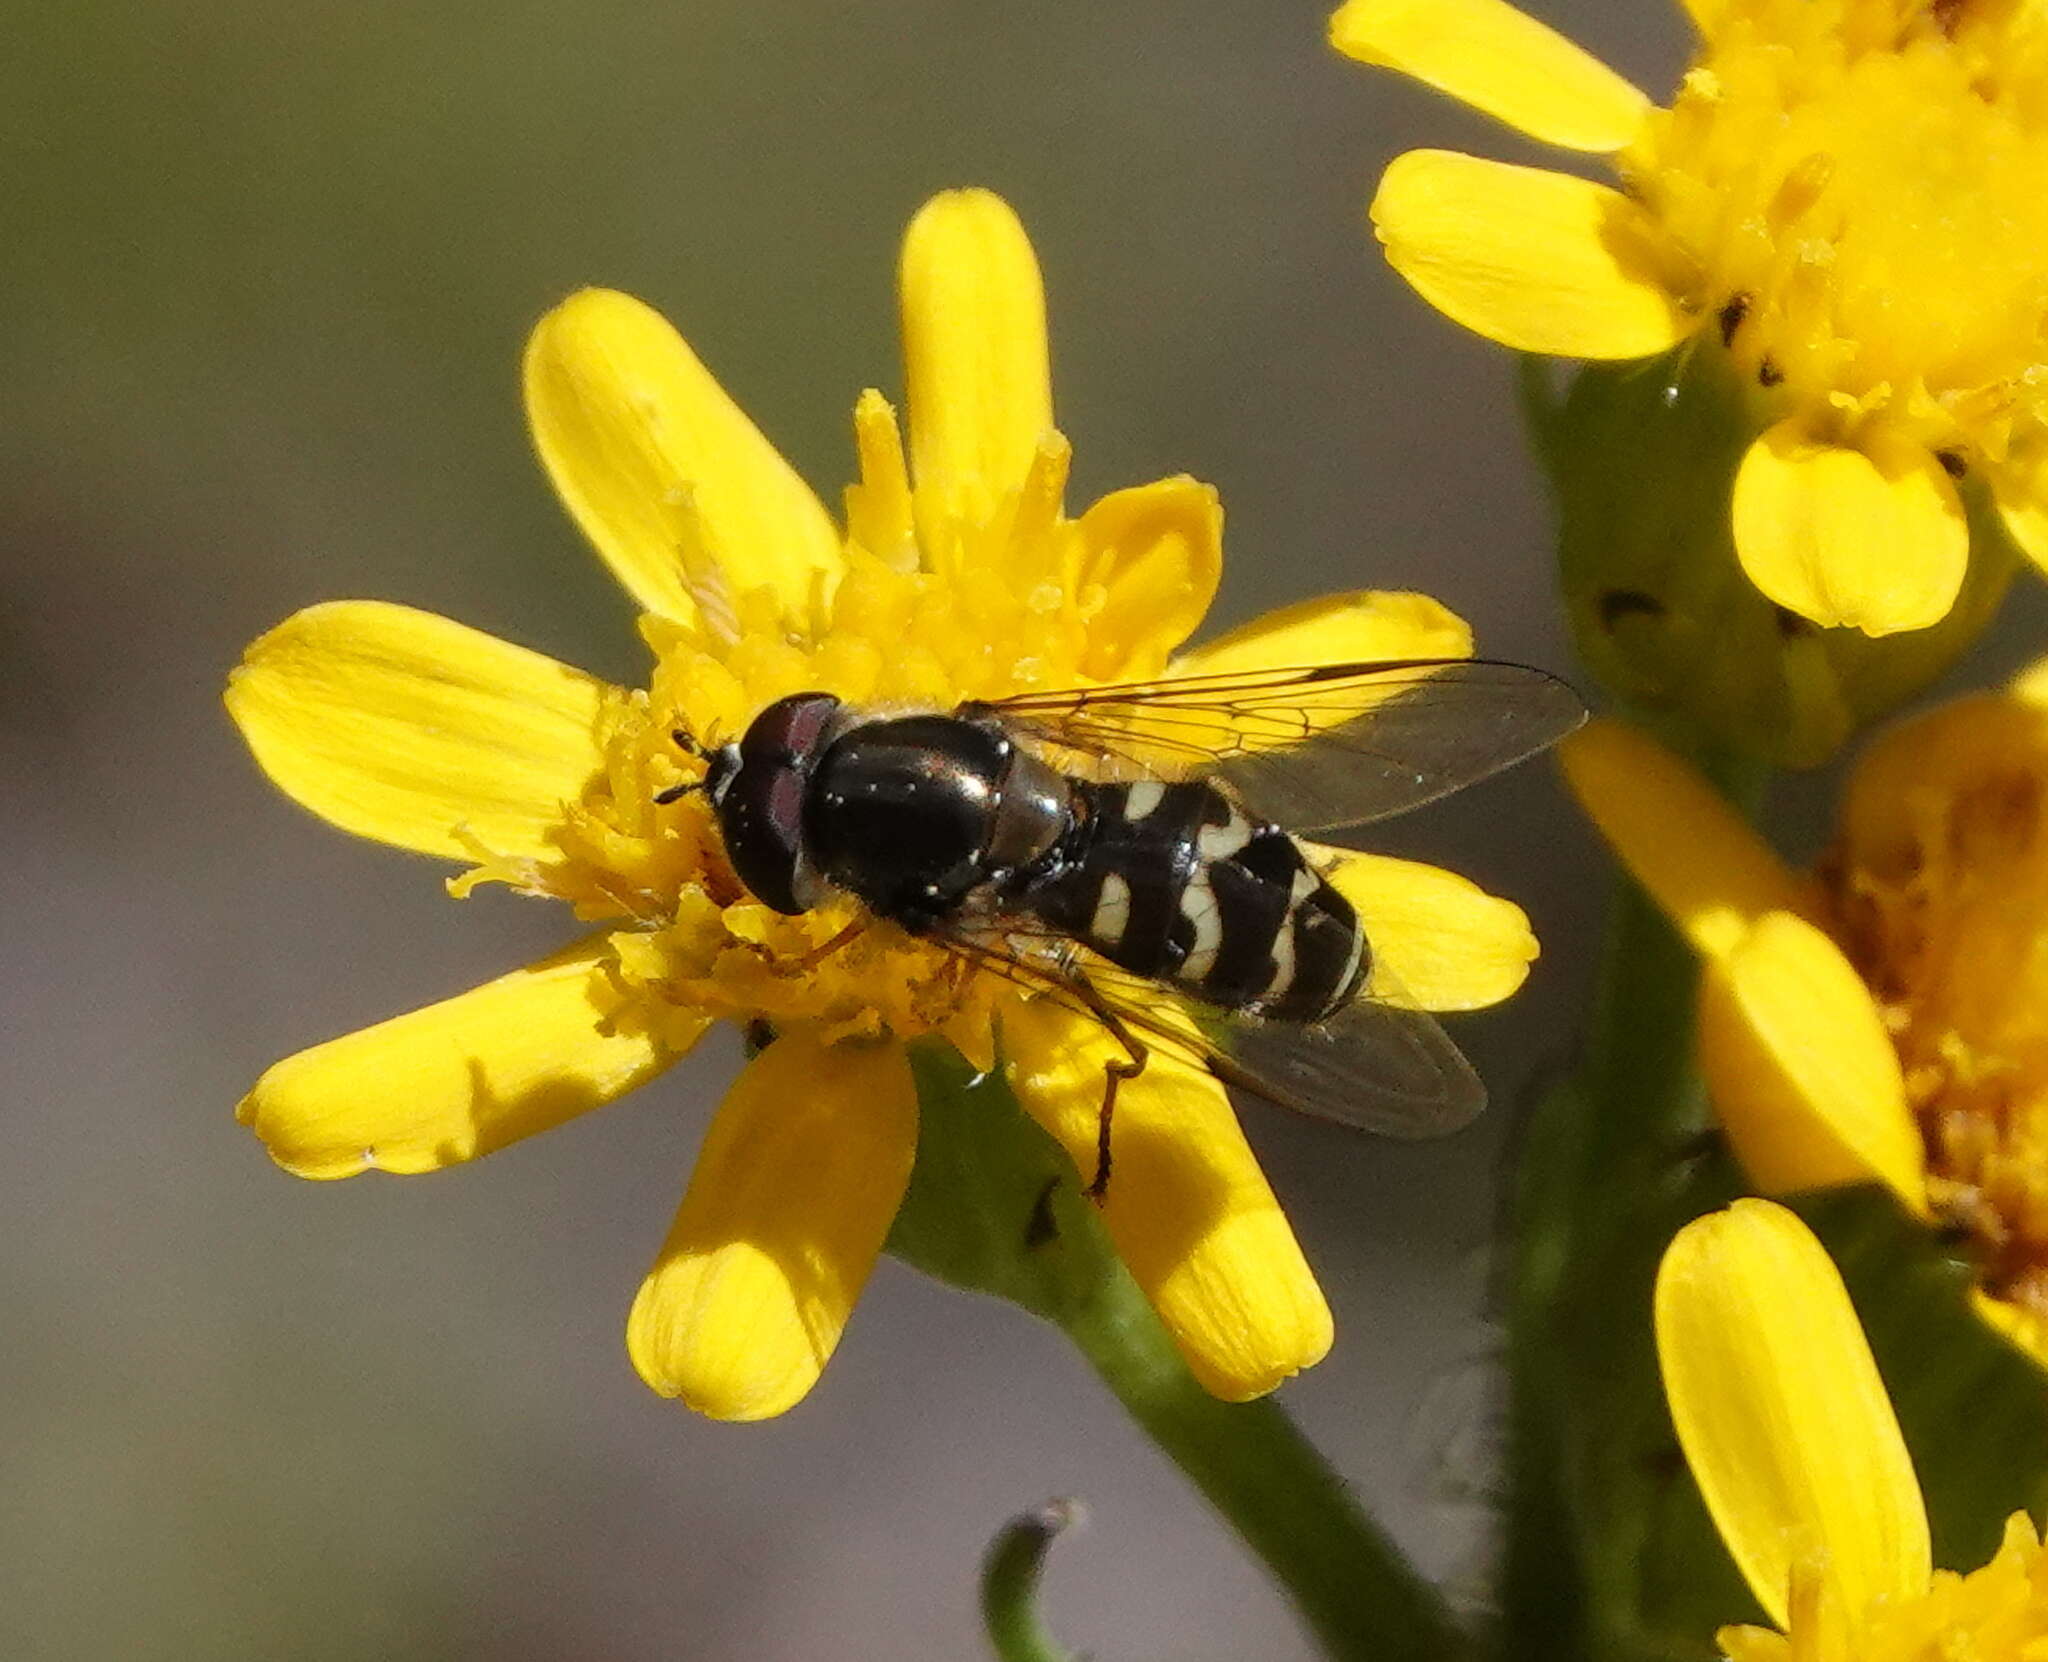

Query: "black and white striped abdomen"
<box><xmin>1026</xmin><ymin>779</ymin><xmax>1369</xmax><ymax>1023</ymax></box>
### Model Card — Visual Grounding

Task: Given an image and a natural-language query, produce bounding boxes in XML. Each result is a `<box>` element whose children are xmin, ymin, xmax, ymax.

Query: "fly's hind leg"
<box><xmin>1074</xmin><ymin>972</ymin><xmax>1149</xmax><ymax>1204</ymax></box>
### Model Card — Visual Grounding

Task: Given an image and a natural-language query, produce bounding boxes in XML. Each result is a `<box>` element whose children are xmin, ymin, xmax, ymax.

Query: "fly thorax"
<box><xmin>983</xmin><ymin>745</ymin><xmax>1072</xmax><ymax>878</ymax></box>
<box><xmin>804</xmin><ymin>715</ymin><xmax>1027</xmax><ymax>926</ymax></box>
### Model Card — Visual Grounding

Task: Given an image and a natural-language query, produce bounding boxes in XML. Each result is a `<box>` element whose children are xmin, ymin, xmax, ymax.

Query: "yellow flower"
<box><xmin>1562</xmin><ymin>675</ymin><xmax>2048</xmax><ymax>1367</ymax></box>
<box><xmin>225</xmin><ymin>190</ymin><xmax>1539</xmax><ymax>1420</ymax></box>
<box><xmin>1332</xmin><ymin>0</ymin><xmax>2048</xmax><ymax>637</ymax></box>
<box><xmin>1659</xmin><ymin>1197</ymin><xmax>2048</xmax><ymax>1658</ymax></box>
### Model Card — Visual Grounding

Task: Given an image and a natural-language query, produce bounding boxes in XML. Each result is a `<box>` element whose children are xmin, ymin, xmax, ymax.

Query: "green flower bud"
<box><xmin>1527</xmin><ymin>349</ymin><xmax>2018</xmax><ymax>769</ymax></box>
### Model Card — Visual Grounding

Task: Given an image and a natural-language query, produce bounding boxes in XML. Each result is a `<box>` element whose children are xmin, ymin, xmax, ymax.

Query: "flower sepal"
<box><xmin>885</xmin><ymin>1040</ymin><xmax>1127</xmax><ymax>1322</ymax></box>
<box><xmin>1532</xmin><ymin>349</ymin><xmax>2018</xmax><ymax>769</ymax></box>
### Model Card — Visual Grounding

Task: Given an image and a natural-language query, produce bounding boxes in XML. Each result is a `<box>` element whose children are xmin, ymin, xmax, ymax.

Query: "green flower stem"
<box><xmin>981</xmin><ymin>1501</ymin><xmax>1086</xmax><ymax>1662</ymax></box>
<box><xmin>891</xmin><ymin>1045</ymin><xmax>1465</xmax><ymax>1662</ymax></box>
<box><xmin>1498</xmin><ymin>743</ymin><xmax>1765</xmax><ymax>1661</ymax></box>
<box><xmin>1062</xmin><ymin>1259</ymin><xmax>1468</xmax><ymax>1662</ymax></box>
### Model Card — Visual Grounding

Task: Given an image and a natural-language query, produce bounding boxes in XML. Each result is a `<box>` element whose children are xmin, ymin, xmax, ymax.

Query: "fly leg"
<box><xmin>792</xmin><ymin>919</ymin><xmax>865</xmax><ymax>971</ymax></box>
<box><xmin>1074</xmin><ymin>972</ymin><xmax>1148</xmax><ymax>1204</ymax></box>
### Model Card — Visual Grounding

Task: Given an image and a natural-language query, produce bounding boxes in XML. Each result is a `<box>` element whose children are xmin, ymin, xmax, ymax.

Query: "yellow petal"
<box><xmin>226</xmin><ymin>600</ymin><xmax>610</xmax><ymax>862</ymax></box>
<box><xmin>1075</xmin><ymin>477</ymin><xmax>1224</xmax><ymax>678</ymax></box>
<box><xmin>2012</xmin><ymin>654</ymin><xmax>2048</xmax><ymax>709</ymax></box>
<box><xmin>627</xmin><ymin>1035</ymin><xmax>916</xmax><ymax>1420</ymax></box>
<box><xmin>239</xmin><ymin>935</ymin><xmax>687</xmax><ymax>1179</ymax></box>
<box><xmin>1656</xmin><ymin>1199</ymin><xmax>1931</xmax><ymax>1630</ymax></box>
<box><xmin>900</xmin><ymin>189</ymin><xmax>1054</xmax><ymax>536</ymax></box>
<box><xmin>1330</xmin><ymin>0</ymin><xmax>1648</xmax><ymax>152</ymax></box>
<box><xmin>1558</xmin><ymin>720</ymin><xmax>1811</xmax><ymax>961</ymax></box>
<box><xmin>1731</xmin><ymin>425</ymin><xmax>1968</xmax><ymax>637</ymax></box>
<box><xmin>1969</xmin><ymin>1289</ymin><xmax>2048</xmax><ymax>1376</ymax></box>
<box><xmin>1697</xmin><ymin>913</ymin><xmax>1926</xmax><ymax>1206</ymax></box>
<box><xmin>524</xmin><ymin>288</ymin><xmax>843</xmax><ymax>629</ymax></box>
<box><xmin>1321</xmin><ymin>850</ymin><xmax>1535</xmax><ymax>1011</ymax></box>
<box><xmin>1003</xmin><ymin>1000</ymin><xmax>1331</xmax><ymax>1399</ymax></box>
<box><xmin>1175</xmin><ymin>589</ymin><xmax>1473</xmax><ymax>678</ymax></box>
<box><xmin>1371</xmin><ymin>151</ymin><xmax>1690</xmax><ymax>359</ymax></box>
<box><xmin>1991</xmin><ymin>456</ymin><xmax>2048</xmax><ymax>579</ymax></box>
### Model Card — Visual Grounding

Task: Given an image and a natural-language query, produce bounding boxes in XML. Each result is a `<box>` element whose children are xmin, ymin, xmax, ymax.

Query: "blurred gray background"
<box><xmin>8</xmin><ymin>1</ymin><xmax>1982</xmax><ymax>1657</ymax></box>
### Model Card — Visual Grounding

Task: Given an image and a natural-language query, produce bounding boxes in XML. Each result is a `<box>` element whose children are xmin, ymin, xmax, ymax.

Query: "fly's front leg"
<box><xmin>1074</xmin><ymin>972</ymin><xmax>1148</xmax><ymax>1204</ymax></box>
<box><xmin>792</xmin><ymin>919</ymin><xmax>865</xmax><ymax>971</ymax></box>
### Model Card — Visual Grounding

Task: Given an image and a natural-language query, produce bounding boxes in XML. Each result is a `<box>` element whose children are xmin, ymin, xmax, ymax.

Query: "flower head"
<box><xmin>226</xmin><ymin>190</ymin><xmax>1538</xmax><ymax>1418</ymax></box>
<box><xmin>1563</xmin><ymin>672</ymin><xmax>2048</xmax><ymax>1365</ymax></box>
<box><xmin>1659</xmin><ymin>1197</ymin><xmax>2048</xmax><ymax>1658</ymax></box>
<box><xmin>1335</xmin><ymin>0</ymin><xmax>2048</xmax><ymax>637</ymax></box>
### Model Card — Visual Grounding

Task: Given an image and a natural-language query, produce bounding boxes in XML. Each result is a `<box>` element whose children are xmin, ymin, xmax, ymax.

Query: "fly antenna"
<box><xmin>656</xmin><ymin>726</ymin><xmax>711</xmax><ymax>804</ymax></box>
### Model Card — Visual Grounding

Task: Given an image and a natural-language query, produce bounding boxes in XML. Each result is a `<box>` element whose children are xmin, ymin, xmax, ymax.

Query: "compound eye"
<box><xmin>721</xmin><ymin>761</ymin><xmax>811</xmax><ymax>915</ymax></box>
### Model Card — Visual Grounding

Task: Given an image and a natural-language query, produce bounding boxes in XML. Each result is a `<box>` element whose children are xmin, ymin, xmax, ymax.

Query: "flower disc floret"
<box><xmin>1828</xmin><ymin>675</ymin><xmax>2048</xmax><ymax>1332</ymax></box>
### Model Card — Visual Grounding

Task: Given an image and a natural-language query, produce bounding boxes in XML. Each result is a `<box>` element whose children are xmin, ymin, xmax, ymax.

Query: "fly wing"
<box><xmin>1194</xmin><ymin>986</ymin><xmax>1485</xmax><ymax>1137</ymax></box>
<box><xmin>967</xmin><ymin>659</ymin><xmax>1584</xmax><ymax>832</ymax></box>
<box><xmin>938</xmin><ymin>923</ymin><xmax>1485</xmax><ymax>1140</ymax></box>
<box><xmin>1085</xmin><ymin>956</ymin><xmax>1487</xmax><ymax>1137</ymax></box>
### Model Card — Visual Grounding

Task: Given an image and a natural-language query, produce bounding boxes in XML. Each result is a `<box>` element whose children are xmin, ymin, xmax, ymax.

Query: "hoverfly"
<box><xmin>657</xmin><ymin>658</ymin><xmax>1584</xmax><ymax>1195</ymax></box>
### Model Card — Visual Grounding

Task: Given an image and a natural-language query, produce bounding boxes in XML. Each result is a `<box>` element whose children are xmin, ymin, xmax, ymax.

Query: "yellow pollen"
<box><xmin>1628</xmin><ymin>0</ymin><xmax>2048</xmax><ymax>457</ymax></box>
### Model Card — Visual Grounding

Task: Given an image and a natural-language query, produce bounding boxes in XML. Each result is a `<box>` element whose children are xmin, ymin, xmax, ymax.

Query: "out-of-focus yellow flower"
<box><xmin>1333</xmin><ymin>0</ymin><xmax>2048</xmax><ymax>637</ymax></box>
<box><xmin>1563</xmin><ymin>676</ymin><xmax>2048</xmax><ymax>1366</ymax></box>
<box><xmin>1659</xmin><ymin>1198</ymin><xmax>2048</xmax><ymax>1657</ymax></box>
<box><xmin>225</xmin><ymin>190</ymin><xmax>1539</xmax><ymax>1419</ymax></box>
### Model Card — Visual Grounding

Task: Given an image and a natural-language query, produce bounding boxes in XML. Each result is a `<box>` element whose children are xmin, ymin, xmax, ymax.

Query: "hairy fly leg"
<box><xmin>1073</xmin><ymin>971</ymin><xmax>1150</xmax><ymax>1203</ymax></box>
